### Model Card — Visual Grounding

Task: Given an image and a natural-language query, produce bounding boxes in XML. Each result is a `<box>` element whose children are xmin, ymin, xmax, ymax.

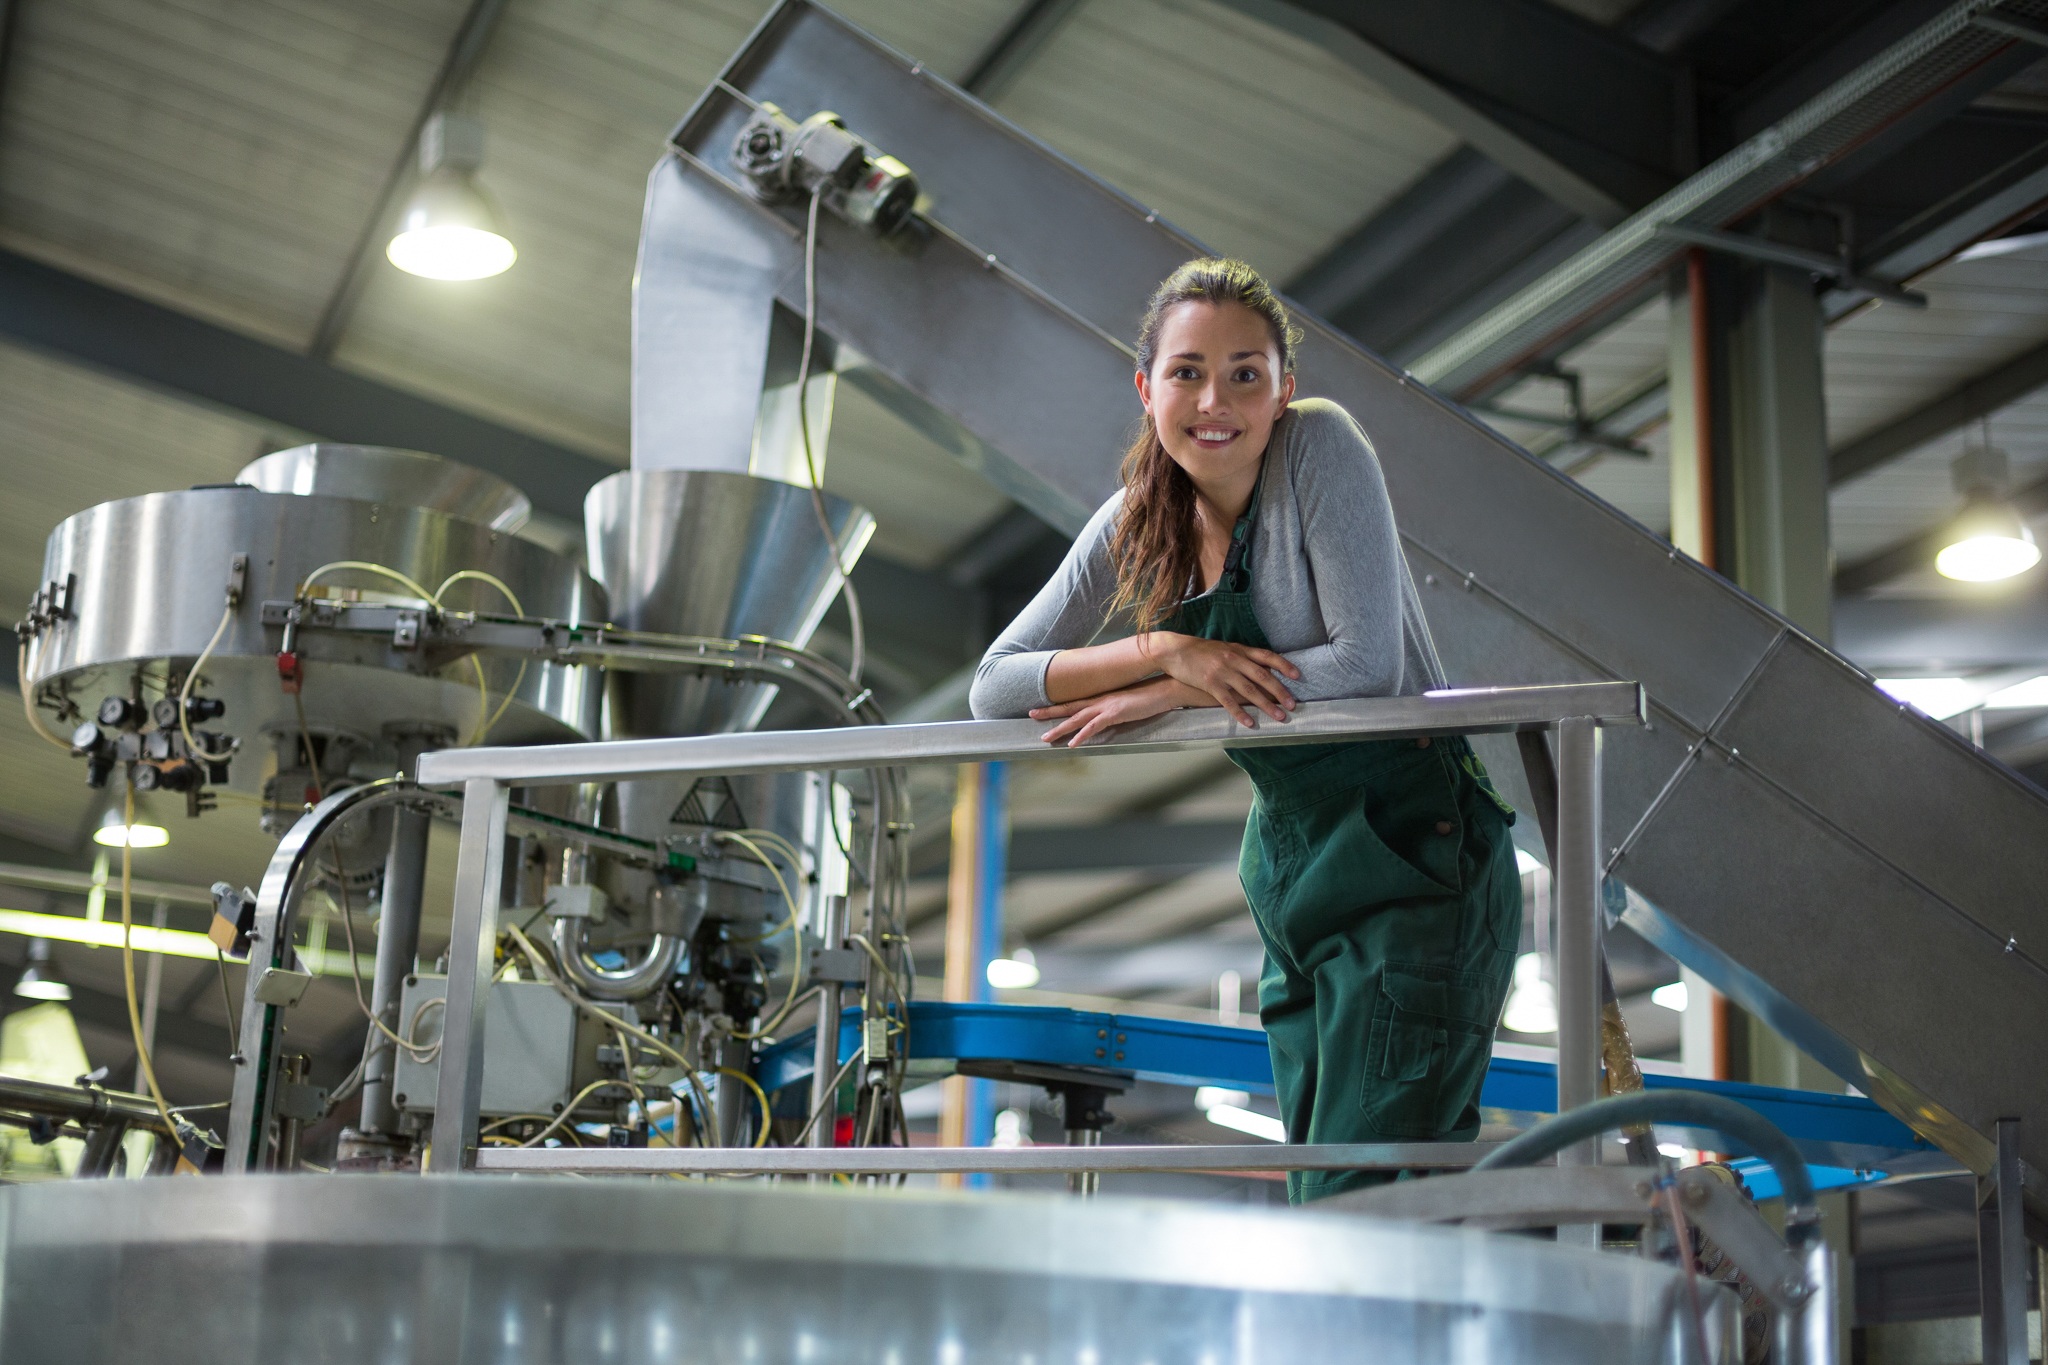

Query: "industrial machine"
<box><xmin>13</xmin><ymin>0</ymin><xmax>2039</xmax><ymax>1358</ymax></box>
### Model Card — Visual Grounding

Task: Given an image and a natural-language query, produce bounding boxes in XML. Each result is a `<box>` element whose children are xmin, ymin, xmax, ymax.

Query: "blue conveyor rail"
<box><xmin>757</xmin><ymin>1001</ymin><xmax>1933</xmax><ymax>1171</ymax></box>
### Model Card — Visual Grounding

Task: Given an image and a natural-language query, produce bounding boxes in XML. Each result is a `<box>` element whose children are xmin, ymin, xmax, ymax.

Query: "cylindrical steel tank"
<box><xmin>0</xmin><ymin>1177</ymin><xmax>1733</xmax><ymax>1363</ymax></box>
<box><xmin>23</xmin><ymin>484</ymin><xmax>605</xmax><ymax>794</ymax></box>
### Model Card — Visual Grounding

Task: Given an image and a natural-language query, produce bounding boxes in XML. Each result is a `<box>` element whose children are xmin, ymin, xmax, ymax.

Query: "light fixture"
<box><xmin>387</xmin><ymin>112</ymin><xmax>516</xmax><ymax>281</ymax></box>
<box><xmin>1985</xmin><ymin>675</ymin><xmax>2048</xmax><ymax>709</ymax></box>
<box><xmin>1204</xmin><ymin>1102</ymin><xmax>1285</xmax><ymax>1142</ymax></box>
<box><xmin>14</xmin><ymin>938</ymin><xmax>70</xmax><ymax>1002</ymax></box>
<box><xmin>1875</xmin><ymin>677</ymin><xmax>1980</xmax><ymax>720</ymax></box>
<box><xmin>1650</xmin><ymin>981</ymin><xmax>1689</xmax><ymax>1012</ymax></box>
<box><xmin>1937</xmin><ymin>439</ymin><xmax>2040</xmax><ymax>583</ymax></box>
<box><xmin>1657</xmin><ymin>1142</ymin><xmax>1689</xmax><ymax>1161</ymax></box>
<box><xmin>1501</xmin><ymin>951</ymin><xmax>1558</xmax><ymax>1035</ymax></box>
<box><xmin>93</xmin><ymin>807</ymin><xmax>168</xmax><ymax>849</ymax></box>
<box><xmin>1514</xmin><ymin>847</ymin><xmax>1543</xmax><ymax>875</ymax></box>
<box><xmin>986</xmin><ymin>947</ymin><xmax>1039</xmax><ymax>990</ymax></box>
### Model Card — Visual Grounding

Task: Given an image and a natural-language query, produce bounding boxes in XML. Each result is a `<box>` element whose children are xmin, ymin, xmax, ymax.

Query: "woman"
<box><xmin>970</xmin><ymin>258</ymin><xmax>1520</xmax><ymax>1204</ymax></box>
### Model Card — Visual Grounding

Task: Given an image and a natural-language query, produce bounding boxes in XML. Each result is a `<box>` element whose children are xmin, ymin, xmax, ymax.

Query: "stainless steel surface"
<box><xmin>393</xmin><ymin>977</ymin><xmax>577</xmax><ymax>1118</ymax></box>
<box><xmin>0</xmin><ymin>1075</ymin><xmax>173</xmax><ymax>1138</ymax></box>
<box><xmin>359</xmin><ymin>804</ymin><xmax>429</xmax><ymax>1136</ymax></box>
<box><xmin>475</xmin><ymin>1140</ymin><xmax>1500</xmax><ymax>1176</ymax></box>
<box><xmin>23</xmin><ymin>489</ymin><xmax>605</xmax><ymax>786</ymax></box>
<box><xmin>1555</xmin><ymin>717</ymin><xmax>1601</xmax><ymax>1170</ymax></box>
<box><xmin>236</xmin><ymin>443</ymin><xmax>532</xmax><ymax>532</ymax></box>
<box><xmin>416</xmin><ymin>683</ymin><xmax>1647</xmax><ymax>787</ymax></box>
<box><xmin>651</xmin><ymin>0</ymin><xmax>2048</xmax><ymax>1204</ymax></box>
<box><xmin>0</xmin><ymin>1175</ymin><xmax>1727</xmax><ymax>1364</ymax></box>
<box><xmin>1982</xmin><ymin>1117</ymin><xmax>2029</xmax><ymax>1365</ymax></box>
<box><xmin>584</xmin><ymin>469</ymin><xmax>873</xmax><ymax>747</ymax></box>
<box><xmin>551</xmin><ymin>915</ymin><xmax>683</xmax><ymax>1001</ymax></box>
<box><xmin>431</xmin><ymin>777</ymin><xmax>510</xmax><ymax>1171</ymax></box>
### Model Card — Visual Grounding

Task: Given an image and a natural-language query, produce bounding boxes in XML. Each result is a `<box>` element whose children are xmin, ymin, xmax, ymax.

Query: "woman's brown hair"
<box><xmin>1109</xmin><ymin>258</ymin><xmax>1302</xmax><ymax>631</ymax></box>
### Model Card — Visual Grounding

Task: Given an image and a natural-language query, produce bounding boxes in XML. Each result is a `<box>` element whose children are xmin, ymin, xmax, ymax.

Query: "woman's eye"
<box><xmin>1173</xmin><ymin>366</ymin><xmax>1198</xmax><ymax>380</ymax></box>
<box><xmin>1235</xmin><ymin>368</ymin><xmax>1261</xmax><ymax>383</ymax></box>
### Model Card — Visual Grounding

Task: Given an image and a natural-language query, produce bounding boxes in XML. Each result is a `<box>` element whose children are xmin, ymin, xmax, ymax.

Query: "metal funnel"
<box><xmin>238</xmin><ymin>444</ymin><xmax>532</xmax><ymax>532</ymax></box>
<box><xmin>585</xmin><ymin>470</ymin><xmax>873</xmax><ymax>740</ymax></box>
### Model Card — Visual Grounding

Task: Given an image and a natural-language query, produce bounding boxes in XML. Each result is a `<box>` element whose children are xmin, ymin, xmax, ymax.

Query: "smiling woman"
<box><xmin>970</xmin><ymin>258</ymin><xmax>1521</xmax><ymax>1205</ymax></box>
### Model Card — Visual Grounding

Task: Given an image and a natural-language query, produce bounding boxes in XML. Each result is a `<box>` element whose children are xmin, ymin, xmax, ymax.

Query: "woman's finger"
<box><xmin>1030</xmin><ymin>700</ymin><xmax>1084</xmax><ymax>720</ymax></box>
<box><xmin>1040</xmin><ymin>713</ymin><xmax>1088</xmax><ymax>743</ymax></box>
<box><xmin>1224</xmin><ymin>658</ymin><xmax>1294</xmax><ymax>716</ymax></box>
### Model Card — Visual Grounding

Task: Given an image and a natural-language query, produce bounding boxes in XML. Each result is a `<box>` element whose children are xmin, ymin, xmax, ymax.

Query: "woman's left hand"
<box><xmin>1030</xmin><ymin>677</ymin><xmax>1186</xmax><ymax>748</ymax></box>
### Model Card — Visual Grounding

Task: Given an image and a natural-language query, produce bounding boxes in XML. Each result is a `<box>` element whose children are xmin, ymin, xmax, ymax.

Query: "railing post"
<box><xmin>1554</xmin><ymin>718</ymin><xmax>1603</xmax><ymax>1168</ymax></box>
<box><xmin>1978</xmin><ymin>1117</ymin><xmax>2028</xmax><ymax>1365</ymax></box>
<box><xmin>429</xmin><ymin>777</ymin><xmax>511</xmax><ymax>1172</ymax></box>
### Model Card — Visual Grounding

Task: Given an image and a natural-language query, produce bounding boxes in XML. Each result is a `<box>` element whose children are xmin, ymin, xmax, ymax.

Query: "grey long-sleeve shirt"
<box><xmin>970</xmin><ymin>398</ymin><xmax>1447</xmax><ymax>719</ymax></box>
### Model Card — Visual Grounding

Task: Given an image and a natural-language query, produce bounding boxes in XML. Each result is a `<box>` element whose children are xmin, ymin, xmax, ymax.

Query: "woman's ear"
<box><xmin>1134</xmin><ymin>368</ymin><xmax>1152</xmax><ymax>412</ymax></box>
<box><xmin>1277</xmin><ymin>372</ymin><xmax>1296</xmax><ymax>409</ymax></box>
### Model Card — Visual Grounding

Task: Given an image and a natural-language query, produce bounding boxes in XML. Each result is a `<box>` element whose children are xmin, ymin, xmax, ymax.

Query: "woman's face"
<box><xmin>1136</xmin><ymin>300</ymin><xmax>1294</xmax><ymax>489</ymax></box>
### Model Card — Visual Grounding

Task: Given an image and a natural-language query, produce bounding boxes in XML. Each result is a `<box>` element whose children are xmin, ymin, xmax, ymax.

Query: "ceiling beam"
<box><xmin>961</xmin><ymin>0</ymin><xmax>1084</xmax><ymax>102</ymax></box>
<box><xmin>1224</xmin><ymin>0</ymin><xmax>1675</xmax><ymax>225</ymax></box>
<box><xmin>307</xmin><ymin>0</ymin><xmax>512</xmax><ymax>360</ymax></box>
<box><xmin>0</xmin><ymin>248</ymin><xmax>612</xmax><ymax>523</ymax></box>
<box><xmin>1831</xmin><ymin>338</ymin><xmax>2048</xmax><ymax>486</ymax></box>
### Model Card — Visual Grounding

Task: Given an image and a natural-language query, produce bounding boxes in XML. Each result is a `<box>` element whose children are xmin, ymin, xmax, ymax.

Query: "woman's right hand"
<box><xmin>1141</xmin><ymin>632</ymin><xmax>1301</xmax><ymax>724</ymax></box>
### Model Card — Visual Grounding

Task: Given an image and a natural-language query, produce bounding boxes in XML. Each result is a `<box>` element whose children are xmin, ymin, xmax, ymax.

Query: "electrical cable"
<box><xmin>16</xmin><ymin>644</ymin><xmax>72</xmax><ymax>750</ymax></box>
<box><xmin>177</xmin><ymin>603</ymin><xmax>237</xmax><ymax>762</ymax></box>
<box><xmin>715</xmin><ymin>829</ymin><xmax>812</xmax><ymax>1041</ymax></box>
<box><xmin>791</xmin><ymin>1050</ymin><xmax>860</xmax><ymax>1147</ymax></box>
<box><xmin>518</xmin><ymin>1078</ymin><xmax>618</xmax><ymax>1148</ymax></box>
<box><xmin>716</xmin><ymin>1066</ymin><xmax>773</xmax><ymax>1148</ymax></box>
<box><xmin>794</xmin><ymin>186</ymin><xmax>866</xmax><ymax>686</ymax></box>
<box><xmin>117</xmin><ymin>786</ymin><xmax>179</xmax><ymax>1139</ymax></box>
<box><xmin>331</xmin><ymin>857</ymin><xmax>439</xmax><ymax>1064</ymax></box>
<box><xmin>435</xmin><ymin>571</ymin><xmax>528</xmax><ymax>742</ymax></box>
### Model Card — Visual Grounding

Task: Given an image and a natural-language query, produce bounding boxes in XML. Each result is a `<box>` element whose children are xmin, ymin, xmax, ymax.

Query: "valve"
<box><xmin>70</xmin><ymin>722</ymin><xmax>115</xmax><ymax>789</ymax></box>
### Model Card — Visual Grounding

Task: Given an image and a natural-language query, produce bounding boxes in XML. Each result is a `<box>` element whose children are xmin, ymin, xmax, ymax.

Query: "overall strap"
<box><xmin>1217</xmin><ymin>456</ymin><xmax>1268</xmax><ymax>594</ymax></box>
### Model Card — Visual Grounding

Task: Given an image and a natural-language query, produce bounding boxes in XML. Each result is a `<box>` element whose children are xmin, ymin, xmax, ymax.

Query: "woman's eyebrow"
<box><xmin>1229</xmin><ymin>350</ymin><xmax>1265</xmax><ymax>361</ymax></box>
<box><xmin>1170</xmin><ymin>350</ymin><xmax>1205</xmax><ymax>361</ymax></box>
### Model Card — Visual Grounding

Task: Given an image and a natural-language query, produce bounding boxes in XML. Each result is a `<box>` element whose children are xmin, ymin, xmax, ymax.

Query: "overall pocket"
<box><xmin>1362</xmin><ymin>963</ymin><xmax>1499</xmax><ymax>1138</ymax></box>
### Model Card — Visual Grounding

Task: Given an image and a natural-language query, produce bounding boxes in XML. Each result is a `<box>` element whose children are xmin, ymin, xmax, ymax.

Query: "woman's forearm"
<box><xmin>1043</xmin><ymin>634</ymin><xmax>1175</xmax><ymax>703</ymax></box>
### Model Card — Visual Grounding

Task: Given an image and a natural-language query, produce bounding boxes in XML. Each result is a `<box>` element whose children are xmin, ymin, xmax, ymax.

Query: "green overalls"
<box><xmin>1161</xmin><ymin>468</ymin><xmax>1522</xmax><ymax>1204</ymax></box>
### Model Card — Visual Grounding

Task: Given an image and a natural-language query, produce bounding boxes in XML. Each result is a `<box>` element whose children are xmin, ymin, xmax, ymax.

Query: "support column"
<box><xmin>359</xmin><ymin>805</ymin><xmax>430</xmax><ymax>1137</ymax></box>
<box><xmin>1725</xmin><ymin>208</ymin><xmax>1834</xmax><ymax>644</ymax></box>
<box><xmin>1979</xmin><ymin>1118</ymin><xmax>2029</xmax><ymax>1365</ymax></box>
<box><xmin>939</xmin><ymin>762</ymin><xmax>1008</xmax><ymax>1189</ymax></box>
<box><xmin>429</xmin><ymin>778</ymin><xmax>510</xmax><ymax>1172</ymax></box>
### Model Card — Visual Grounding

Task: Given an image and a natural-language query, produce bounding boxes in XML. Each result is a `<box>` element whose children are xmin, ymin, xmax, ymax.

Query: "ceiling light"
<box><xmin>387</xmin><ymin>113</ymin><xmax>516</xmax><ymax>281</ymax></box>
<box><xmin>1938</xmin><ymin>442</ymin><xmax>2040</xmax><ymax>582</ymax></box>
<box><xmin>986</xmin><ymin>947</ymin><xmax>1039</xmax><ymax>990</ymax></box>
<box><xmin>1515</xmin><ymin>848</ymin><xmax>1543</xmax><ymax>875</ymax></box>
<box><xmin>1875</xmin><ymin>677</ymin><xmax>1980</xmax><ymax>720</ymax></box>
<box><xmin>1204</xmin><ymin>1103</ymin><xmax>1285</xmax><ymax>1142</ymax></box>
<box><xmin>1657</xmin><ymin>1142</ymin><xmax>1688</xmax><ymax>1160</ymax></box>
<box><xmin>1985</xmin><ymin>676</ymin><xmax>2048</xmax><ymax>709</ymax></box>
<box><xmin>1650</xmin><ymin>981</ymin><xmax>1688</xmax><ymax>1012</ymax></box>
<box><xmin>1501</xmin><ymin>951</ymin><xmax>1558</xmax><ymax>1035</ymax></box>
<box><xmin>1194</xmin><ymin>1086</ymin><xmax>1250</xmax><ymax>1112</ymax></box>
<box><xmin>13</xmin><ymin>938</ymin><xmax>69</xmax><ymax>1001</ymax></box>
<box><xmin>93</xmin><ymin>808</ymin><xmax>168</xmax><ymax>848</ymax></box>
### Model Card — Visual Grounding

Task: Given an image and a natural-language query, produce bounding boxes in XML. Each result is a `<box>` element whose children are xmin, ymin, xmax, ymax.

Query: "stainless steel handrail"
<box><xmin>473</xmin><ymin>1140</ymin><xmax>1504</xmax><ymax>1177</ymax></box>
<box><xmin>420</xmin><ymin>681</ymin><xmax>1644</xmax><ymax>1172</ymax></box>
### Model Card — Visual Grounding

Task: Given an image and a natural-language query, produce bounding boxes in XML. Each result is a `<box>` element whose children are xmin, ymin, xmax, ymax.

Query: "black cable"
<box><xmin>1474</xmin><ymin>1091</ymin><xmax>1820</xmax><ymax>1244</ymax></box>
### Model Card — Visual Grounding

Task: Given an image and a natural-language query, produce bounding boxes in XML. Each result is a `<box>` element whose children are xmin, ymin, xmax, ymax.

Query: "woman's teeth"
<box><xmin>1191</xmin><ymin>428</ymin><xmax>1237</xmax><ymax>445</ymax></box>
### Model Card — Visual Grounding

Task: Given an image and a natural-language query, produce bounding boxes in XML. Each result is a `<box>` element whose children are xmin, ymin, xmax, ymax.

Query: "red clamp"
<box><xmin>276</xmin><ymin>651</ymin><xmax>302</xmax><ymax>694</ymax></box>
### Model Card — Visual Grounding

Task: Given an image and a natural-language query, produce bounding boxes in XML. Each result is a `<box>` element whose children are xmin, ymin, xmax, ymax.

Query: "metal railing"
<box><xmin>414</xmin><ymin>680</ymin><xmax>1644</xmax><ymax>1174</ymax></box>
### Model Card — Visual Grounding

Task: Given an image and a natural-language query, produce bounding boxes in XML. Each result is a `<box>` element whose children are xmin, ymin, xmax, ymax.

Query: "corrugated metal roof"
<box><xmin>991</xmin><ymin>0</ymin><xmax>1458</xmax><ymax>282</ymax></box>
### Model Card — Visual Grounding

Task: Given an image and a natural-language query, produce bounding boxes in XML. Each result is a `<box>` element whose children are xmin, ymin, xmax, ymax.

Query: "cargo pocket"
<box><xmin>1362</xmin><ymin>964</ymin><xmax>1497</xmax><ymax>1139</ymax></box>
